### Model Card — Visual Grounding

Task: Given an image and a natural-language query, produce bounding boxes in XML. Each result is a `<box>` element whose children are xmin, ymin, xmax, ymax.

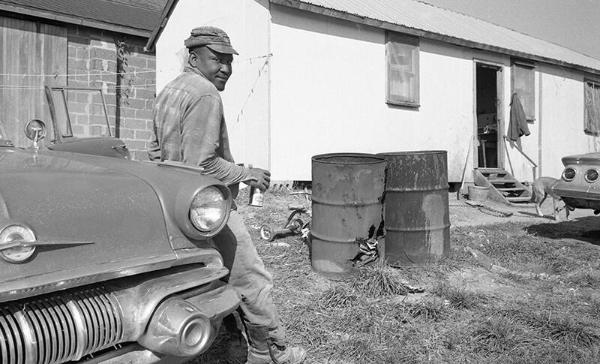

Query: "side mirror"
<box><xmin>25</xmin><ymin>119</ymin><xmax>46</xmax><ymax>150</ymax></box>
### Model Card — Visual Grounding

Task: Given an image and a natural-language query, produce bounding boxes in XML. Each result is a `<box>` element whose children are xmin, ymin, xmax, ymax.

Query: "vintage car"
<box><xmin>553</xmin><ymin>152</ymin><xmax>600</xmax><ymax>212</ymax></box>
<box><xmin>0</xmin><ymin>114</ymin><xmax>240</xmax><ymax>363</ymax></box>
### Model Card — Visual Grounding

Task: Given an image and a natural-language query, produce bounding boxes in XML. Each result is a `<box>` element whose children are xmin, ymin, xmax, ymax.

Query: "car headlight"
<box><xmin>585</xmin><ymin>169</ymin><xmax>599</xmax><ymax>183</ymax></box>
<box><xmin>562</xmin><ymin>167</ymin><xmax>576</xmax><ymax>182</ymax></box>
<box><xmin>189</xmin><ymin>186</ymin><xmax>228</xmax><ymax>232</ymax></box>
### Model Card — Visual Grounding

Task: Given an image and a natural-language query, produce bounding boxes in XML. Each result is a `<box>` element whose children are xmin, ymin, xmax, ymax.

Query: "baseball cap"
<box><xmin>184</xmin><ymin>26</ymin><xmax>239</xmax><ymax>55</ymax></box>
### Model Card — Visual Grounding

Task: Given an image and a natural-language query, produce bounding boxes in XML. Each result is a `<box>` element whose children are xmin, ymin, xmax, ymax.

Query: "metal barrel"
<box><xmin>380</xmin><ymin>151</ymin><xmax>450</xmax><ymax>266</ymax></box>
<box><xmin>311</xmin><ymin>153</ymin><xmax>386</xmax><ymax>277</ymax></box>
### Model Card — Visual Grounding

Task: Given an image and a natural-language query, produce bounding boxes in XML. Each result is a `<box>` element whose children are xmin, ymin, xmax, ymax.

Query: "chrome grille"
<box><xmin>0</xmin><ymin>287</ymin><xmax>123</xmax><ymax>364</ymax></box>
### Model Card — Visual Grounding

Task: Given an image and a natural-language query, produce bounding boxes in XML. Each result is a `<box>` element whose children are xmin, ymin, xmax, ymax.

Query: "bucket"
<box><xmin>468</xmin><ymin>185</ymin><xmax>489</xmax><ymax>201</ymax></box>
<box><xmin>379</xmin><ymin>151</ymin><xmax>450</xmax><ymax>266</ymax></box>
<box><xmin>311</xmin><ymin>153</ymin><xmax>386</xmax><ymax>277</ymax></box>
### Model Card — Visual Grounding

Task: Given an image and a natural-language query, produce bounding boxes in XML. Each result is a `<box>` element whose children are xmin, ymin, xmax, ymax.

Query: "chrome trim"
<box><xmin>0</xmin><ymin>239</ymin><xmax>94</xmax><ymax>251</ymax></box>
<box><xmin>113</xmin><ymin>266</ymin><xmax>229</xmax><ymax>340</ymax></box>
<box><xmin>67</xmin><ymin>299</ymin><xmax>88</xmax><ymax>360</ymax></box>
<box><xmin>14</xmin><ymin>309</ymin><xmax>37</xmax><ymax>363</ymax></box>
<box><xmin>0</xmin><ymin>248</ymin><xmax>224</xmax><ymax>303</ymax></box>
<box><xmin>138</xmin><ymin>298</ymin><xmax>213</xmax><ymax>356</ymax></box>
<box><xmin>0</xmin><ymin>265</ymin><xmax>236</xmax><ymax>364</ymax></box>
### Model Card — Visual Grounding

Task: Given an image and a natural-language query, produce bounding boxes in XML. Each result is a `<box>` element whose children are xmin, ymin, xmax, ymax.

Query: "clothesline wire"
<box><xmin>0</xmin><ymin>84</ymin><xmax>156</xmax><ymax>89</ymax></box>
<box><xmin>0</xmin><ymin>53</ymin><xmax>273</xmax><ymax>78</ymax></box>
<box><xmin>235</xmin><ymin>56</ymin><xmax>270</xmax><ymax>124</ymax></box>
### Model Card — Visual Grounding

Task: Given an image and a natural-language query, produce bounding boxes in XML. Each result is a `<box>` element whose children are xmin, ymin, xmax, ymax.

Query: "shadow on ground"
<box><xmin>524</xmin><ymin>216</ymin><xmax>600</xmax><ymax>246</ymax></box>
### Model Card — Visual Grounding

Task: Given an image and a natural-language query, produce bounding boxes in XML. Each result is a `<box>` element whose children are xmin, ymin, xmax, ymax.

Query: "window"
<box><xmin>511</xmin><ymin>60</ymin><xmax>535</xmax><ymax>121</ymax></box>
<box><xmin>584</xmin><ymin>79</ymin><xmax>600</xmax><ymax>136</ymax></box>
<box><xmin>386</xmin><ymin>32</ymin><xmax>419</xmax><ymax>107</ymax></box>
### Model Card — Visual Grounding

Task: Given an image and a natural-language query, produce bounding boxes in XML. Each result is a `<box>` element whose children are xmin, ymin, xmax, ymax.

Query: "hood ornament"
<box><xmin>0</xmin><ymin>223</ymin><xmax>93</xmax><ymax>263</ymax></box>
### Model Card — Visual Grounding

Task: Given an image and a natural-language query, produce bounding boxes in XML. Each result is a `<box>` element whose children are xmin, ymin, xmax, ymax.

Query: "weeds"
<box><xmin>590</xmin><ymin>300</ymin><xmax>600</xmax><ymax>319</ymax></box>
<box><xmin>432</xmin><ymin>282</ymin><xmax>488</xmax><ymax>309</ymax></box>
<box><xmin>544</xmin><ymin>317</ymin><xmax>600</xmax><ymax>347</ymax></box>
<box><xmin>318</xmin><ymin>284</ymin><xmax>359</xmax><ymax>309</ymax></box>
<box><xmin>506</xmin><ymin>309</ymin><xmax>600</xmax><ymax>348</ymax></box>
<box><xmin>351</xmin><ymin>261</ymin><xmax>409</xmax><ymax>297</ymax></box>
<box><xmin>471</xmin><ymin>315</ymin><xmax>532</xmax><ymax>355</ymax></box>
<box><xmin>567</xmin><ymin>269</ymin><xmax>600</xmax><ymax>289</ymax></box>
<box><xmin>404</xmin><ymin>297</ymin><xmax>446</xmax><ymax>322</ymax></box>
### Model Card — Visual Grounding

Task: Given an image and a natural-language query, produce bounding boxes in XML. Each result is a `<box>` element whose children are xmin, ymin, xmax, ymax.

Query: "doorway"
<box><xmin>475</xmin><ymin>63</ymin><xmax>502</xmax><ymax>168</ymax></box>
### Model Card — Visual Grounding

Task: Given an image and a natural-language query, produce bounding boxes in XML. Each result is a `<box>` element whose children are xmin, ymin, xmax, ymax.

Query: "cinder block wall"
<box><xmin>66</xmin><ymin>25</ymin><xmax>155</xmax><ymax>160</ymax></box>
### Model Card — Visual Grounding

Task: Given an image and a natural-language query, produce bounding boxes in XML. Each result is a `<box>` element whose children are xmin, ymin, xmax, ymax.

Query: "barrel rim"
<box><xmin>378</xmin><ymin>150</ymin><xmax>448</xmax><ymax>156</ymax></box>
<box><xmin>312</xmin><ymin>152</ymin><xmax>386</xmax><ymax>165</ymax></box>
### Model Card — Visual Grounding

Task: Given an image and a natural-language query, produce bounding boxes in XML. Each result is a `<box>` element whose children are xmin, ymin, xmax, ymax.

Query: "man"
<box><xmin>148</xmin><ymin>26</ymin><xmax>306</xmax><ymax>364</ymax></box>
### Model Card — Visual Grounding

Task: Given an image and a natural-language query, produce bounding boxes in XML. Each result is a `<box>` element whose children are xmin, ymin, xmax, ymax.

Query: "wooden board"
<box><xmin>0</xmin><ymin>16</ymin><xmax>67</xmax><ymax>147</ymax></box>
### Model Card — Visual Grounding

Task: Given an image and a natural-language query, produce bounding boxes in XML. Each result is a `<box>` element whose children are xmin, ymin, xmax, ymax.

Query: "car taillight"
<box><xmin>562</xmin><ymin>167</ymin><xmax>576</xmax><ymax>182</ymax></box>
<box><xmin>585</xmin><ymin>169</ymin><xmax>599</xmax><ymax>183</ymax></box>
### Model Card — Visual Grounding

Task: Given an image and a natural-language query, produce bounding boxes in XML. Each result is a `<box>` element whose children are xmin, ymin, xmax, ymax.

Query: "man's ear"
<box><xmin>188</xmin><ymin>51</ymin><xmax>197</xmax><ymax>67</ymax></box>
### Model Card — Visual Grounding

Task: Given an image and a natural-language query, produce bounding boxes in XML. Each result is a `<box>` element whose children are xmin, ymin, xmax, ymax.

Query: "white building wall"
<box><xmin>270</xmin><ymin>5</ymin><xmax>596</xmax><ymax>182</ymax></box>
<box><xmin>538</xmin><ymin>66</ymin><xmax>599</xmax><ymax>178</ymax></box>
<box><xmin>156</xmin><ymin>1</ymin><xmax>599</xmax><ymax>184</ymax></box>
<box><xmin>156</xmin><ymin>0</ymin><xmax>271</xmax><ymax>169</ymax></box>
<box><xmin>270</xmin><ymin>5</ymin><xmax>476</xmax><ymax>181</ymax></box>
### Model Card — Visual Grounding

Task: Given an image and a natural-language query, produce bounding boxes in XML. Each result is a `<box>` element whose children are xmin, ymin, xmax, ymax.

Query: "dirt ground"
<box><xmin>449</xmin><ymin>193</ymin><xmax>598</xmax><ymax>227</ymax></box>
<box><xmin>191</xmin><ymin>189</ymin><xmax>600</xmax><ymax>364</ymax></box>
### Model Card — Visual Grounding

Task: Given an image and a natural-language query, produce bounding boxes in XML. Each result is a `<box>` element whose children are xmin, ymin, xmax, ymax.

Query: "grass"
<box><xmin>431</xmin><ymin>281</ymin><xmax>489</xmax><ymax>309</ymax></box>
<box><xmin>318</xmin><ymin>283</ymin><xmax>359</xmax><ymax>309</ymax></box>
<box><xmin>191</xmin><ymin>190</ymin><xmax>600</xmax><ymax>363</ymax></box>
<box><xmin>471</xmin><ymin>315</ymin><xmax>533</xmax><ymax>355</ymax></box>
<box><xmin>350</xmin><ymin>260</ymin><xmax>410</xmax><ymax>297</ymax></box>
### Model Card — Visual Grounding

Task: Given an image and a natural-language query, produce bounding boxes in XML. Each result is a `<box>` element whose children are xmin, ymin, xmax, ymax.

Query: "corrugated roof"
<box><xmin>0</xmin><ymin>0</ymin><xmax>168</xmax><ymax>37</ymax></box>
<box><xmin>273</xmin><ymin>0</ymin><xmax>600</xmax><ymax>74</ymax></box>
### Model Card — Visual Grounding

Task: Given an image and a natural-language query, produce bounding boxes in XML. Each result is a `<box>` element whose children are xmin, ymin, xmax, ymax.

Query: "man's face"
<box><xmin>189</xmin><ymin>47</ymin><xmax>233</xmax><ymax>91</ymax></box>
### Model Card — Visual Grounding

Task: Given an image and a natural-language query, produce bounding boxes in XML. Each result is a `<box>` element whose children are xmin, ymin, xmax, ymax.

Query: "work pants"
<box><xmin>212</xmin><ymin>210</ymin><xmax>286</xmax><ymax>345</ymax></box>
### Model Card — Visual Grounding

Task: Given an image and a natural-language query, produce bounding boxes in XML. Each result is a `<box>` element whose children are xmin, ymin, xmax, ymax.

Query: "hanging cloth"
<box><xmin>507</xmin><ymin>92</ymin><xmax>530</xmax><ymax>142</ymax></box>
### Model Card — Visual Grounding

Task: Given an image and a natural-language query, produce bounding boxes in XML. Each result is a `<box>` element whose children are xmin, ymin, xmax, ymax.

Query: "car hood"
<box><xmin>0</xmin><ymin>148</ymin><xmax>177</xmax><ymax>300</ymax></box>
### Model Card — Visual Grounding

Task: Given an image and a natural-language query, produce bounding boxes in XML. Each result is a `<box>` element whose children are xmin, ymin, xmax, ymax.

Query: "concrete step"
<box><xmin>488</xmin><ymin>178</ymin><xmax>517</xmax><ymax>185</ymax></box>
<box><xmin>476</xmin><ymin>168</ymin><xmax>508</xmax><ymax>175</ymax></box>
<box><xmin>507</xmin><ymin>196</ymin><xmax>531</xmax><ymax>203</ymax></box>
<box><xmin>496</xmin><ymin>187</ymin><xmax>527</xmax><ymax>192</ymax></box>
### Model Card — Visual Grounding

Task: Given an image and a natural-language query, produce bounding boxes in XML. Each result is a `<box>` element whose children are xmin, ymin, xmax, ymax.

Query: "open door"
<box><xmin>475</xmin><ymin>63</ymin><xmax>503</xmax><ymax>168</ymax></box>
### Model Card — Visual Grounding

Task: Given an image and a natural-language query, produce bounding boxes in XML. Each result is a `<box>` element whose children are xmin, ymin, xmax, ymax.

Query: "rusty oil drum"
<box><xmin>380</xmin><ymin>151</ymin><xmax>450</xmax><ymax>266</ymax></box>
<box><xmin>311</xmin><ymin>153</ymin><xmax>386</xmax><ymax>276</ymax></box>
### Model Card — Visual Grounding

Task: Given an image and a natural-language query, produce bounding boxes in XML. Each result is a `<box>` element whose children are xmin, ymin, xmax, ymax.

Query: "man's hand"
<box><xmin>246</xmin><ymin>167</ymin><xmax>271</xmax><ymax>191</ymax></box>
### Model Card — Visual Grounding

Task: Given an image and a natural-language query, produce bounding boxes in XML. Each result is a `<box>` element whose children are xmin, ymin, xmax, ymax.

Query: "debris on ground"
<box><xmin>351</xmin><ymin>222</ymin><xmax>385</xmax><ymax>267</ymax></box>
<box><xmin>259</xmin><ymin>205</ymin><xmax>311</xmax><ymax>242</ymax></box>
<box><xmin>351</xmin><ymin>235</ymin><xmax>379</xmax><ymax>267</ymax></box>
<box><xmin>465</xmin><ymin>200</ymin><xmax>514</xmax><ymax>217</ymax></box>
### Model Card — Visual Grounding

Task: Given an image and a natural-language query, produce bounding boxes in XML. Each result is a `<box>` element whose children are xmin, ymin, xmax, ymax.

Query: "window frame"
<box><xmin>510</xmin><ymin>59</ymin><xmax>536</xmax><ymax>122</ymax></box>
<box><xmin>584</xmin><ymin>78</ymin><xmax>600</xmax><ymax>136</ymax></box>
<box><xmin>385</xmin><ymin>32</ymin><xmax>420</xmax><ymax>108</ymax></box>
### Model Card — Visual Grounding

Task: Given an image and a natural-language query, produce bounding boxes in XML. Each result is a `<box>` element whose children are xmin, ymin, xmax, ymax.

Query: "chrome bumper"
<box><xmin>0</xmin><ymin>264</ymin><xmax>240</xmax><ymax>364</ymax></box>
<box><xmin>85</xmin><ymin>283</ymin><xmax>239</xmax><ymax>363</ymax></box>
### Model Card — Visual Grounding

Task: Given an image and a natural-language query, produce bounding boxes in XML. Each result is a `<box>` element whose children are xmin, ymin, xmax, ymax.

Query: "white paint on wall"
<box><xmin>270</xmin><ymin>5</ymin><xmax>475</xmax><ymax>181</ymax></box>
<box><xmin>539</xmin><ymin>66</ymin><xmax>597</xmax><ymax>178</ymax></box>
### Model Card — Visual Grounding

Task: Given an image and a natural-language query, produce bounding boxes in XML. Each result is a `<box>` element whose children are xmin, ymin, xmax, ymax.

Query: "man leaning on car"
<box><xmin>148</xmin><ymin>26</ymin><xmax>306</xmax><ymax>364</ymax></box>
